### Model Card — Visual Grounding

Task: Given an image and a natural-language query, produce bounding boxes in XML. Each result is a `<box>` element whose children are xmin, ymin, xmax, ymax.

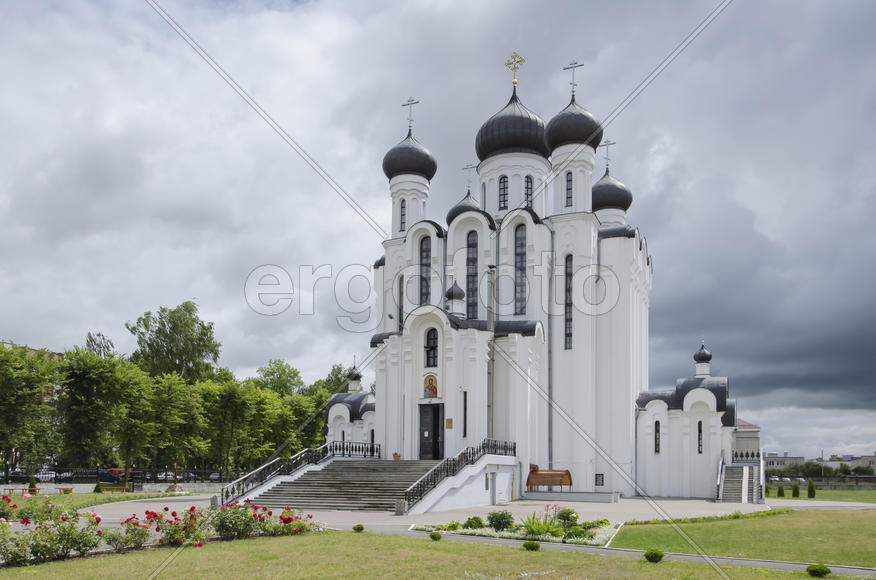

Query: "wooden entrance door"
<box><xmin>418</xmin><ymin>404</ymin><xmax>444</xmax><ymax>460</ymax></box>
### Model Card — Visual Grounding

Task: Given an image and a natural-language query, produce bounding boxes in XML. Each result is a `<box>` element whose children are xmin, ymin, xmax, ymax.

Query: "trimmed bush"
<box><xmin>28</xmin><ymin>475</ymin><xmax>38</xmax><ymax>494</ymax></box>
<box><xmin>429</xmin><ymin>531</ymin><xmax>442</xmax><ymax>541</ymax></box>
<box><xmin>444</xmin><ymin>520</ymin><xmax>461</xmax><ymax>531</ymax></box>
<box><xmin>765</xmin><ymin>485</ymin><xmax>770</xmax><ymax>496</ymax></box>
<box><xmin>556</xmin><ymin>508</ymin><xmax>578</xmax><ymax>530</ymax></box>
<box><xmin>777</xmin><ymin>484</ymin><xmax>785</xmax><ymax>497</ymax></box>
<box><xmin>522</xmin><ymin>540</ymin><xmax>540</xmax><ymax>551</ymax></box>
<box><xmin>93</xmin><ymin>481</ymin><xmax>103</xmax><ymax>494</ymax></box>
<box><xmin>806</xmin><ymin>563</ymin><xmax>831</xmax><ymax>577</ymax></box>
<box><xmin>792</xmin><ymin>482</ymin><xmax>800</xmax><ymax>498</ymax></box>
<box><xmin>644</xmin><ymin>548</ymin><xmax>664</xmax><ymax>563</ymax></box>
<box><xmin>487</xmin><ymin>510</ymin><xmax>514</xmax><ymax>532</ymax></box>
<box><xmin>352</xmin><ymin>524</ymin><xmax>364</xmax><ymax>533</ymax></box>
<box><xmin>463</xmin><ymin>516</ymin><xmax>485</xmax><ymax>529</ymax></box>
<box><xmin>808</xmin><ymin>479</ymin><xmax>816</xmax><ymax>499</ymax></box>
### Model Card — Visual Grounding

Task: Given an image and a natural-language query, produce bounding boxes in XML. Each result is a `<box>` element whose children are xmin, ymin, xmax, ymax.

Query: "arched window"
<box><xmin>564</xmin><ymin>254</ymin><xmax>573</xmax><ymax>349</ymax></box>
<box><xmin>525</xmin><ymin>175</ymin><xmax>533</xmax><ymax>208</ymax></box>
<box><xmin>654</xmin><ymin>420</ymin><xmax>661</xmax><ymax>454</ymax></box>
<box><xmin>514</xmin><ymin>224</ymin><xmax>526</xmax><ymax>315</ymax></box>
<box><xmin>419</xmin><ymin>236</ymin><xmax>431</xmax><ymax>305</ymax></box>
<box><xmin>399</xmin><ymin>199</ymin><xmax>406</xmax><ymax>231</ymax></box>
<box><xmin>565</xmin><ymin>172</ymin><xmax>573</xmax><ymax>207</ymax></box>
<box><xmin>498</xmin><ymin>175</ymin><xmax>508</xmax><ymax>210</ymax></box>
<box><xmin>698</xmin><ymin>421</ymin><xmax>703</xmax><ymax>454</ymax></box>
<box><xmin>466</xmin><ymin>231</ymin><xmax>478</xmax><ymax>319</ymax></box>
<box><xmin>397</xmin><ymin>275</ymin><xmax>404</xmax><ymax>331</ymax></box>
<box><xmin>481</xmin><ymin>182</ymin><xmax>486</xmax><ymax>208</ymax></box>
<box><xmin>425</xmin><ymin>328</ymin><xmax>438</xmax><ymax>367</ymax></box>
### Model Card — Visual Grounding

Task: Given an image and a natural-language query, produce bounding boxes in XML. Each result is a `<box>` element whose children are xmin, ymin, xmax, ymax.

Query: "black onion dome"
<box><xmin>475</xmin><ymin>87</ymin><xmax>549</xmax><ymax>161</ymax></box>
<box><xmin>382</xmin><ymin>129</ymin><xmax>437</xmax><ymax>181</ymax></box>
<box><xmin>445</xmin><ymin>189</ymin><xmax>481</xmax><ymax>226</ymax></box>
<box><xmin>445</xmin><ymin>281</ymin><xmax>465</xmax><ymax>301</ymax></box>
<box><xmin>545</xmin><ymin>95</ymin><xmax>603</xmax><ymax>151</ymax></box>
<box><xmin>694</xmin><ymin>344</ymin><xmax>712</xmax><ymax>363</ymax></box>
<box><xmin>592</xmin><ymin>168</ymin><xmax>633</xmax><ymax>211</ymax></box>
<box><xmin>347</xmin><ymin>367</ymin><xmax>363</xmax><ymax>381</ymax></box>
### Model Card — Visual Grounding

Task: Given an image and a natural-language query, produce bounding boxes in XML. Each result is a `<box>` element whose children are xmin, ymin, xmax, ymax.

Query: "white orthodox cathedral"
<box><xmin>325</xmin><ymin>60</ymin><xmax>763</xmax><ymax>505</ymax></box>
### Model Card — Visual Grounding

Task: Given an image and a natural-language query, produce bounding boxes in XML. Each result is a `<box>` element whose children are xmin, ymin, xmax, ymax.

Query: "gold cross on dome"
<box><xmin>505</xmin><ymin>52</ymin><xmax>525</xmax><ymax>86</ymax></box>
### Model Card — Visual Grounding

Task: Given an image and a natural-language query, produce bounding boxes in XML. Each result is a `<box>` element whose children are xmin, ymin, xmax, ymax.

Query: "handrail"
<box><xmin>730</xmin><ymin>449</ymin><xmax>761</xmax><ymax>464</ymax></box>
<box><xmin>716</xmin><ymin>456</ymin><xmax>724</xmax><ymax>501</ymax></box>
<box><xmin>220</xmin><ymin>441</ymin><xmax>381</xmax><ymax>504</ymax></box>
<box><xmin>403</xmin><ymin>438</ymin><xmax>516</xmax><ymax>511</ymax></box>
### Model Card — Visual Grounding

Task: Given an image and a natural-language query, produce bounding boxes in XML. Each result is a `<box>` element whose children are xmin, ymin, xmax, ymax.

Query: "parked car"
<box><xmin>6</xmin><ymin>469</ymin><xmax>29</xmax><ymax>484</ymax></box>
<box><xmin>98</xmin><ymin>468</ymin><xmax>122</xmax><ymax>483</ymax></box>
<box><xmin>781</xmin><ymin>477</ymin><xmax>792</xmax><ymax>483</ymax></box>
<box><xmin>55</xmin><ymin>471</ymin><xmax>74</xmax><ymax>483</ymax></box>
<box><xmin>796</xmin><ymin>477</ymin><xmax>807</xmax><ymax>483</ymax></box>
<box><xmin>209</xmin><ymin>472</ymin><xmax>221</xmax><ymax>482</ymax></box>
<box><xmin>768</xmin><ymin>476</ymin><xmax>779</xmax><ymax>482</ymax></box>
<box><xmin>35</xmin><ymin>469</ymin><xmax>56</xmax><ymax>483</ymax></box>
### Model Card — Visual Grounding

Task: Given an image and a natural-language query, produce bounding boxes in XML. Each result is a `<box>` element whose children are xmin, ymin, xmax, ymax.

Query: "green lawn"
<box><xmin>0</xmin><ymin>531</ymin><xmax>811</xmax><ymax>579</ymax></box>
<box><xmin>613</xmin><ymin>509</ymin><xmax>876</xmax><ymax>568</ymax></box>
<box><xmin>11</xmin><ymin>492</ymin><xmax>174</xmax><ymax>512</ymax></box>
<box><xmin>768</xmin><ymin>487</ymin><xmax>876</xmax><ymax>504</ymax></box>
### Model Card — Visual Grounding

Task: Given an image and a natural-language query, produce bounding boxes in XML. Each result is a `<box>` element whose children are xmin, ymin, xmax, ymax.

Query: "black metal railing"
<box><xmin>404</xmin><ymin>438</ymin><xmax>516</xmax><ymax>510</ymax></box>
<box><xmin>220</xmin><ymin>441</ymin><xmax>381</xmax><ymax>504</ymax></box>
<box><xmin>731</xmin><ymin>449</ymin><xmax>761</xmax><ymax>463</ymax></box>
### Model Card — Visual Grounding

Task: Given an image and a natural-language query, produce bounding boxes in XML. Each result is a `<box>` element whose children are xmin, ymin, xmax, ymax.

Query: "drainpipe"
<box><xmin>545</xmin><ymin>223</ymin><xmax>556</xmax><ymax>469</ymax></box>
<box><xmin>487</xmin><ymin>264</ymin><xmax>496</xmax><ymax>439</ymax></box>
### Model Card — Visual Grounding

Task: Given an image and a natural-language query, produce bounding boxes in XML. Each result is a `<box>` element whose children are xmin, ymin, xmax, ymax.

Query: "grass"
<box><xmin>767</xmin><ymin>488</ymin><xmax>876</xmax><ymax>504</ymax></box>
<box><xmin>612</xmin><ymin>509</ymin><xmax>876</xmax><ymax>568</ymax></box>
<box><xmin>12</xmin><ymin>492</ymin><xmax>176</xmax><ymax>512</ymax></box>
<box><xmin>0</xmin><ymin>531</ymin><xmax>812</xmax><ymax>579</ymax></box>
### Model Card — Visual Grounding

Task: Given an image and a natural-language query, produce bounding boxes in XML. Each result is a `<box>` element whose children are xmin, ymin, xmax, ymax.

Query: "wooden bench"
<box><xmin>100</xmin><ymin>485</ymin><xmax>128</xmax><ymax>494</ymax></box>
<box><xmin>526</xmin><ymin>464</ymin><xmax>573</xmax><ymax>491</ymax></box>
<box><xmin>57</xmin><ymin>487</ymin><xmax>73</xmax><ymax>495</ymax></box>
<box><xmin>4</xmin><ymin>487</ymin><xmax>42</xmax><ymax>496</ymax></box>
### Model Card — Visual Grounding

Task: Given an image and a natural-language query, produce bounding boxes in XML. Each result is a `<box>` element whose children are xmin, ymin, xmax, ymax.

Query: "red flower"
<box><xmin>97</xmin><ymin>530</ymin><xmax>102</xmax><ymax>536</ymax></box>
<box><xmin>268</xmin><ymin>511</ymin><xmax>273</xmax><ymax>516</ymax></box>
<box><xmin>190</xmin><ymin>506</ymin><xmax>196</xmax><ymax>512</ymax></box>
<box><xmin>171</xmin><ymin>511</ymin><xmax>177</xmax><ymax>517</ymax></box>
<box><xmin>262</xmin><ymin>506</ymin><xmax>268</xmax><ymax>512</ymax></box>
<box><xmin>11</xmin><ymin>504</ymin><xmax>17</xmax><ymax>509</ymax></box>
<box><xmin>61</xmin><ymin>516</ymin><xmax>66</xmax><ymax>522</ymax></box>
<box><xmin>194</xmin><ymin>541</ymin><xmax>203</xmax><ymax>547</ymax></box>
<box><xmin>20</xmin><ymin>518</ymin><xmax>31</xmax><ymax>525</ymax></box>
<box><xmin>164</xmin><ymin>506</ymin><xmax>169</xmax><ymax>511</ymax></box>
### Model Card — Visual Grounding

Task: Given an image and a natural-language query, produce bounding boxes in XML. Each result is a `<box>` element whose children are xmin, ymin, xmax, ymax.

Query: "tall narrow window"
<box><xmin>565</xmin><ymin>172</ymin><xmax>573</xmax><ymax>207</ymax></box>
<box><xmin>463</xmin><ymin>391</ymin><xmax>468</xmax><ymax>438</ymax></box>
<box><xmin>399</xmin><ymin>199</ymin><xmax>406</xmax><ymax>231</ymax></box>
<box><xmin>425</xmin><ymin>328</ymin><xmax>438</xmax><ymax>367</ymax></box>
<box><xmin>397</xmin><ymin>275</ymin><xmax>404</xmax><ymax>331</ymax></box>
<box><xmin>524</xmin><ymin>175</ymin><xmax>533</xmax><ymax>208</ymax></box>
<box><xmin>564</xmin><ymin>254</ymin><xmax>573</xmax><ymax>349</ymax></box>
<box><xmin>654</xmin><ymin>420</ymin><xmax>661</xmax><ymax>454</ymax></box>
<box><xmin>498</xmin><ymin>175</ymin><xmax>508</xmax><ymax>210</ymax></box>
<box><xmin>514</xmin><ymin>224</ymin><xmax>526</xmax><ymax>315</ymax></box>
<box><xmin>466</xmin><ymin>231</ymin><xmax>478</xmax><ymax>319</ymax></box>
<box><xmin>419</xmin><ymin>236</ymin><xmax>431</xmax><ymax>305</ymax></box>
<box><xmin>481</xmin><ymin>182</ymin><xmax>486</xmax><ymax>208</ymax></box>
<box><xmin>698</xmin><ymin>421</ymin><xmax>703</xmax><ymax>454</ymax></box>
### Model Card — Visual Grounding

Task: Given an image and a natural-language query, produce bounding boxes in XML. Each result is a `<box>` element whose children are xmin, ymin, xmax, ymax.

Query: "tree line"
<box><xmin>1</xmin><ymin>301</ymin><xmax>353</xmax><ymax>480</ymax></box>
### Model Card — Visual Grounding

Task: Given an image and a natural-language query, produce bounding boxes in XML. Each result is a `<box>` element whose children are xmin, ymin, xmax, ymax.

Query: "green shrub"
<box><xmin>807</xmin><ymin>479</ymin><xmax>816</xmax><ymax>499</ymax></box>
<box><xmin>765</xmin><ymin>485</ymin><xmax>770</xmax><ymax>496</ymax></box>
<box><xmin>352</xmin><ymin>524</ymin><xmax>364</xmax><ymax>533</ymax></box>
<box><xmin>792</xmin><ymin>482</ymin><xmax>800</xmax><ymax>497</ymax></box>
<box><xmin>563</xmin><ymin>525</ymin><xmax>595</xmax><ymax>540</ymax></box>
<box><xmin>103</xmin><ymin>515</ymin><xmax>152</xmax><ymax>552</ymax></box>
<box><xmin>487</xmin><ymin>510</ymin><xmax>514</xmax><ymax>532</ymax></box>
<box><xmin>522</xmin><ymin>540</ymin><xmax>540</xmax><ymax>551</ymax></box>
<box><xmin>28</xmin><ymin>476</ymin><xmax>38</xmax><ymax>495</ymax></box>
<box><xmin>444</xmin><ymin>520</ymin><xmax>460</xmax><ymax>531</ymax></box>
<box><xmin>156</xmin><ymin>505</ymin><xmax>209</xmax><ymax>547</ymax></box>
<box><xmin>463</xmin><ymin>516</ymin><xmax>485</xmax><ymax>529</ymax></box>
<box><xmin>429</xmin><ymin>531</ymin><xmax>442</xmax><ymax>541</ymax></box>
<box><xmin>213</xmin><ymin>504</ymin><xmax>260</xmax><ymax>540</ymax></box>
<box><xmin>521</xmin><ymin>512</ymin><xmax>563</xmax><ymax>538</ymax></box>
<box><xmin>0</xmin><ymin>531</ymin><xmax>31</xmax><ymax>567</ymax></box>
<box><xmin>27</xmin><ymin>526</ymin><xmax>59</xmax><ymax>564</ymax></box>
<box><xmin>580</xmin><ymin>518</ymin><xmax>610</xmax><ymax>530</ymax></box>
<box><xmin>644</xmin><ymin>548</ymin><xmax>664</xmax><ymax>563</ymax></box>
<box><xmin>777</xmin><ymin>484</ymin><xmax>785</xmax><ymax>497</ymax></box>
<box><xmin>93</xmin><ymin>481</ymin><xmax>103</xmax><ymax>494</ymax></box>
<box><xmin>806</xmin><ymin>563</ymin><xmax>831</xmax><ymax>577</ymax></box>
<box><xmin>556</xmin><ymin>508</ymin><xmax>578</xmax><ymax>530</ymax></box>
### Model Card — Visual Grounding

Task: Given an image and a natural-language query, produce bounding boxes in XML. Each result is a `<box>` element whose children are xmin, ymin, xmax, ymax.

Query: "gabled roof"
<box><xmin>736</xmin><ymin>418</ymin><xmax>760</xmax><ymax>430</ymax></box>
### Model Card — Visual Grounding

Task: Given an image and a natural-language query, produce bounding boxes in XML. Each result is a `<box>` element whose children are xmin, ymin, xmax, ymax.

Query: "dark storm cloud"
<box><xmin>1</xmin><ymin>1</ymin><xmax>874</xmax><ymax>457</ymax></box>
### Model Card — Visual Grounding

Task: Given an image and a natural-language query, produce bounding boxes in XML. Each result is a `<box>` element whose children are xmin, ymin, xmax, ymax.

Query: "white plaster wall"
<box><xmin>408</xmin><ymin>455</ymin><xmax>519</xmax><ymax>514</ymax></box>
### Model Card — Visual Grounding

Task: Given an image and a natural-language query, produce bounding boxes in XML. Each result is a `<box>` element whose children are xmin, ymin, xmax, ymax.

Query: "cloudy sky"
<box><xmin>1</xmin><ymin>1</ymin><xmax>874</xmax><ymax>460</ymax></box>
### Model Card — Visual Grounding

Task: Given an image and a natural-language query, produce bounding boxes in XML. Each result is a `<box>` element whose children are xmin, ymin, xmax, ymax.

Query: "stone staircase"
<box><xmin>721</xmin><ymin>465</ymin><xmax>761</xmax><ymax>503</ymax></box>
<box><xmin>252</xmin><ymin>459</ymin><xmax>440</xmax><ymax>512</ymax></box>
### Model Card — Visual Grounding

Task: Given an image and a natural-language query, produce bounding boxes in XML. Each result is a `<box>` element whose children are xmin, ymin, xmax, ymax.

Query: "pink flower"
<box><xmin>22</xmin><ymin>493</ymin><xmax>30</xmax><ymax>499</ymax></box>
<box><xmin>43</xmin><ymin>495</ymin><xmax>49</xmax><ymax>499</ymax></box>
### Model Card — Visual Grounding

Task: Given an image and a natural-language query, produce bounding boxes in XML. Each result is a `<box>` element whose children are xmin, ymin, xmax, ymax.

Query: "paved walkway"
<box><xmin>83</xmin><ymin>495</ymin><xmax>876</xmax><ymax>578</ymax></box>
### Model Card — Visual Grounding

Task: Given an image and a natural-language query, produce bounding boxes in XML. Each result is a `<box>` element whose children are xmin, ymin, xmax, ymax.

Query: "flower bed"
<box><xmin>413</xmin><ymin>505</ymin><xmax>617</xmax><ymax>547</ymax></box>
<box><xmin>0</xmin><ymin>495</ymin><xmax>322</xmax><ymax>568</ymax></box>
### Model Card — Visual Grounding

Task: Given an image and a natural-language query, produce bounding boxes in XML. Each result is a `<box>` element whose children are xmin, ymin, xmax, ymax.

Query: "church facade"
<box><xmin>327</xmin><ymin>63</ymin><xmax>761</xmax><ymax>502</ymax></box>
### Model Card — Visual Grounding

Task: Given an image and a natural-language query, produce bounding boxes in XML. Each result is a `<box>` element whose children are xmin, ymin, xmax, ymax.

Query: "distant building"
<box><xmin>764</xmin><ymin>452</ymin><xmax>804</xmax><ymax>469</ymax></box>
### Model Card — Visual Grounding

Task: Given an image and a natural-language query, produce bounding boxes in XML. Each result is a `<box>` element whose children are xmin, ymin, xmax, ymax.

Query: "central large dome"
<box><xmin>475</xmin><ymin>87</ymin><xmax>549</xmax><ymax>162</ymax></box>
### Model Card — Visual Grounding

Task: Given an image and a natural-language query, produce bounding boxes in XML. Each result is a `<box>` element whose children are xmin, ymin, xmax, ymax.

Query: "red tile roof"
<box><xmin>736</xmin><ymin>418</ymin><xmax>760</xmax><ymax>429</ymax></box>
